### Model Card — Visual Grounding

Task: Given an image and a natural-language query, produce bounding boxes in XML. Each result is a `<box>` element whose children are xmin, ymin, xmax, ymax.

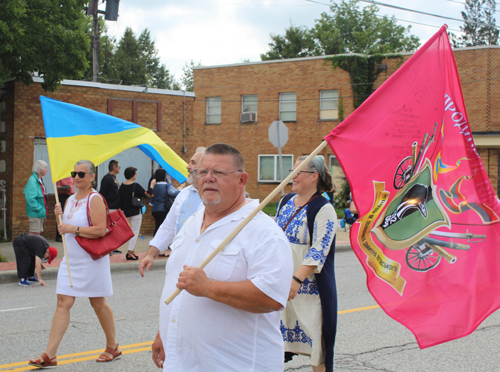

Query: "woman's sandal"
<box><xmin>96</xmin><ymin>343</ymin><xmax>122</xmax><ymax>362</ymax></box>
<box><xmin>28</xmin><ymin>353</ymin><xmax>57</xmax><ymax>368</ymax></box>
<box><xmin>159</xmin><ymin>252</ymin><xmax>170</xmax><ymax>258</ymax></box>
<box><xmin>126</xmin><ymin>253</ymin><xmax>138</xmax><ymax>261</ymax></box>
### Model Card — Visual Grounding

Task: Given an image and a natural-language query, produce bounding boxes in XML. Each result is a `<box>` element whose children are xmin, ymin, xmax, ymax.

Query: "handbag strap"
<box><xmin>132</xmin><ymin>182</ymin><xmax>136</xmax><ymax>197</ymax></box>
<box><xmin>281</xmin><ymin>194</ymin><xmax>321</xmax><ymax>232</ymax></box>
<box><xmin>84</xmin><ymin>192</ymin><xmax>110</xmax><ymax>226</ymax></box>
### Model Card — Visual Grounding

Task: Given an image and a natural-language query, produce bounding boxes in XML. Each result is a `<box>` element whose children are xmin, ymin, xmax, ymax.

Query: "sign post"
<box><xmin>268</xmin><ymin>121</ymin><xmax>289</xmax><ymax>195</ymax></box>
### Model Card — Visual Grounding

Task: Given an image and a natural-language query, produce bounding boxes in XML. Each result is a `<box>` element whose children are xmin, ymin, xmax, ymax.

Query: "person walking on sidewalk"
<box><xmin>55</xmin><ymin>177</ymin><xmax>75</xmax><ymax>242</ymax></box>
<box><xmin>29</xmin><ymin>160</ymin><xmax>121</xmax><ymax>368</ymax></box>
<box><xmin>13</xmin><ymin>233</ymin><xmax>57</xmax><ymax>286</ymax></box>
<box><xmin>24</xmin><ymin>160</ymin><xmax>48</xmax><ymax>235</ymax></box>
<box><xmin>99</xmin><ymin>159</ymin><xmax>122</xmax><ymax>254</ymax></box>
<box><xmin>119</xmin><ymin>167</ymin><xmax>149</xmax><ymax>261</ymax></box>
<box><xmin>139</xmin><ymin>147</ymin><xmax>206</xmax><ymax>274</ymax></box>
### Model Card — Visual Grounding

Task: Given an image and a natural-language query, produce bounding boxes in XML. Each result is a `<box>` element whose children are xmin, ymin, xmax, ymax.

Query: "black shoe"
<box><xmin>55</xmin><ymin>236</ymin><xmax>63</xmax><ymax>242</ymax></box>
<box><xmin>111</xmin><ymin>250</ymin><xmax>122</xmax><ymax>255</ymax></box>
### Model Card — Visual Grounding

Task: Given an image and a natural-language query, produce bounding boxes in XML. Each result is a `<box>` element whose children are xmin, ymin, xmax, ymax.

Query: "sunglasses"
<box><xmin>70</xmin><ymin>171</ymin><xmax>89</xmax><ymax>178</ymax></box>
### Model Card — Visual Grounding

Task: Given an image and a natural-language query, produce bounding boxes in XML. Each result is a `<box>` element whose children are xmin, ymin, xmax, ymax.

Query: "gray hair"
<box><xmin>297</xmin><ymin>155</ymin><xmax>334</xmax><ymax>193</ymax></box>
<box><xmin>75</xmin><ymin>160</ymin><xmax>96</xmax><ymax>174</ymax></box>
<box><xmin>32</xmin><ymin>160</ymin><xmax>47</xmax><ymax>174</ymax></box>
<box><xmin>195</xmin><ymin>146</ymin><xmax>206</xmax><ymax>153</ymax></box>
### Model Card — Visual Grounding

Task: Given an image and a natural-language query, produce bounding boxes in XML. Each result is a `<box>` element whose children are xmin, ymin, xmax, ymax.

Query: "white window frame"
<box><xmin>320</xmin><ymin>90</ymin><xmax>338</xmax><ymax>120</ymax></box>
<box><xmin>241</xmin><ymin>94</ymin><xmax>257</xmax><ymax>114</ymax></box>
<box><xmin>279</xmin><ymin>92</ymin><xmax>296</xmax><ymax>122</ymax></box>
<box><xmin>328</xmin><ymin>154</ymin><xmax>346</xmax><ymax>191</ymax></box>
<box><xmin>206</xmin><ymin>96</ymin><xmax>221</xmax><ymax>124</ymax></box>
<box><xmin>258</xmin><ymin>154</ymin><xmax>294</xmax><ymax>183</ymax></box>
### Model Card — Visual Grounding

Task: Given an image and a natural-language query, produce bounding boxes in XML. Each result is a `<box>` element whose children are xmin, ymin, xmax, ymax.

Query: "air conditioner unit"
<box><xmin>240</xmin><ymin>113</ymin><xmax>257</xmax><ymax>123</ymax></box>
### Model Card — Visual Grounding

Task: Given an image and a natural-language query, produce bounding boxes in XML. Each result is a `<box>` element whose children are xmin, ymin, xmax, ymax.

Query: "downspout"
<box><xmin>182</xmin><ymin>90</ymin><xmax>187</xmax><ymax>153</ymax></box>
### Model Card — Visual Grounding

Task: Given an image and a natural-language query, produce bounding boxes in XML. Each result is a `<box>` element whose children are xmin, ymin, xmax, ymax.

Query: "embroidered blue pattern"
<box><xmin>297</xmin><ymin>277</ymin><xmax>319</xmax><ymax>295</ymax></box>
<box><xmin>305</xmin><ymin>219</ymin><xmax>335</xmax><ymax>265</ymax></box>
<box><xmin>276</xmin><ymin>197</ymin><xmax>309</xmax><ymax>244</ymax></box>
<box><xmin>176</xmin><ymin>188</ymin><xmax>202</xmax><ymax>234</ymax></box>
<box><xmin>280</xmin><ymin>320</ymin><xmax>313</xmax><ymax>346</ymax></box>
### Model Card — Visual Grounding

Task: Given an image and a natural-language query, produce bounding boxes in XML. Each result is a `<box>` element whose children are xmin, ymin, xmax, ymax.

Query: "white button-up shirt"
<box><xmin>149</xmin><ymin>185</ymin><xmax>201</xmax><ymax>251</ymax></box>
<box><xmin>159</xmin><ymin>199</ymin><xmax>293</xmax><ymax>372</ymax></box>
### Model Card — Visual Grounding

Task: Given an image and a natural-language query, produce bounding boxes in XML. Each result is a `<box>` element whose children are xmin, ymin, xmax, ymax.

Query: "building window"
<box><xmin>320</xmin><ymin>90</ymin><xmax>338</xmax><ymax>120</ymax></box>
<box><xmin>279</xmin><ymin>92</ymin><xmax>296</xmax><ymax>121</ymax></box>
<box><xmin>258</xmin><ymin>155</ymin><xmax>293</xmax><ymax>182</ymax></box>
<box><xmin>206</xmin><ymin>97</ymin><xmax>221</xmax><ymax>124</ymax></box>
<box><xmin>328</xmin><ymin>154</ymin><xmax>346</xmax><ymax>192</ymax></box>
<box><xmin>242</xmin><ymin>95</ymin><xmax>257</xmax><ymax>113</ymax></box>
<box><xmin>241</xmin><ymin>95</ymin><xmax>257</xmax><ymax>123</ymax></box>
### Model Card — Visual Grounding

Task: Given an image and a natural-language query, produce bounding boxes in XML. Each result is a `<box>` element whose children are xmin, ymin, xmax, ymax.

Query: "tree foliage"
<box><xmin>96</xmin><ymin>27</ymin><xmax>177</xmax><ymax>89</ymax></box>
<box><xmin>261</xmin><ymin>23</ymin><xmax>319</xmax><ymax>60</ymax></box>
<box><xmin>181</xmin><ymin>60</ymin><xmax>202</xmax><ymax>92</ymax></box>
<box><xmin>260</xmin><ymin>0</ymin><xmax>420</xmax><ymax>60</ymax></box>
<box><xmin>449</xmin><ymin>0</ymin><xmax>499</xmax><ymax>47</ymax></box>
<box><xmin>0</xmin><ymin>0</ymin><xmax>90</xmax><ymax>91</ymax></box>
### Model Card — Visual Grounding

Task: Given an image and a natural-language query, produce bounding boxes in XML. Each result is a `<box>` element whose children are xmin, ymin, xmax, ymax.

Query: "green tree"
<box><xmin>449</xmin><ymin>0</ymin><xmax>499</xmax><ymax>47</ymax></box>
<box><xmin>261</xmin><ymin>23</ymin><xmax>319</xmax><ymax>60</ymax></box>
<box><xmin>0</xmin><ymin>0</ymin><xmax>90</xmax><ymax>91</ymax></box>
<box><xmin>260</xmin><ymin>0</ymin><xmax>420</xmax><ymax>60</ymax></box>
<box><xmin>181</xmin><ymin>60</ymin><xmax>202</xmax><ymax>92</ymax></box>
<box><xmin>104</xmin><ymin>27</ymin><xmax>177</xmax><ymax>89</ymax></box>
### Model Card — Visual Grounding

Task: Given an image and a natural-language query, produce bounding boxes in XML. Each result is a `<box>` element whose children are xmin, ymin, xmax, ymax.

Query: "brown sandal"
<box><xmin>96</xmin><ymin>343</ymin><xmax>122</xmax><ymax>362</ymax></box>
<box><xmin>29</xmin><ymin>352</ymin><xmax>57</xmax><ymax>368</ymax></box>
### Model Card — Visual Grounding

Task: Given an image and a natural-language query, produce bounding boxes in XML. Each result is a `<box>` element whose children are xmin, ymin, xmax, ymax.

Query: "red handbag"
<box><xmin>75</xmin><ymin>192</ymin><xmax>134</xmax><ymax>260</ymax></box>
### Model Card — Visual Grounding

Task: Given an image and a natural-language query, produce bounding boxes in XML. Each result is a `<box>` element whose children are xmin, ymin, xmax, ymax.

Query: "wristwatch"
<box><xmin>75</xmin><ymin>227</ymin><xmax>80</xmax><ymax>236</ymax></box>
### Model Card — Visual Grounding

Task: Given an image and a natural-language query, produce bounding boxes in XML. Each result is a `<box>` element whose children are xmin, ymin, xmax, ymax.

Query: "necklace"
<box><xmin>200</xmin><ymin>199</ymin><xmax>249</xmax><ymax>234</ymax></box>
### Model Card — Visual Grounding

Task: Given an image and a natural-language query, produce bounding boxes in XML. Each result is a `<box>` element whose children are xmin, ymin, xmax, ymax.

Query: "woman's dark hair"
<box><xmin>124</xmin><ymin>167</ymin><xmax>137</xmax><ymax>180</ymax></box>
<box><xmin>297</xmin><ymin>155</ymin><xmax>334</xmax><ymax>193</ymax></box>
<box><xmin>155</xmin><ymin>168</ymin><xmax>167</xmax><ymax>182</ymax></box>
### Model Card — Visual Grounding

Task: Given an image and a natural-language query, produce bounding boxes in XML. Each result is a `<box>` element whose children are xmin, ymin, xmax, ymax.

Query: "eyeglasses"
<box><xmin>289</xmin><ymin>169</ymin><xmax>316</xmax><ymax>176</ymax></box>
<box><xmin>193</xmin><ymin>168</ymin><xmax>242</xmax><ymax>179</ymax></box>
<box><xmin>71</xmin><ymin>171</ymin><xmax>89</xmax><ymax>178</ymax></box>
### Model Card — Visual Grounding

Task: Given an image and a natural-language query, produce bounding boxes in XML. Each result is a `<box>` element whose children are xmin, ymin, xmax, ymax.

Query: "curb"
<box><xmin>0</xmin><ymin>244</ymin><xmax>352</xmax><ymax>285</ymax></box>
<box><xmin>0</xmin><ymin>260</ymin><xmax>166</xmax><ymax>285</ymax></box>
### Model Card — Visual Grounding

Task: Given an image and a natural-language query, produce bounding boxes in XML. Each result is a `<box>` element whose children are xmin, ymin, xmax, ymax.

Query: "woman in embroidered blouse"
<box><xmin>29</xmin><ymin>160</ymin><xmax>121</xmax><ymax>368</ymax></box>
<box><xmin>275</xmin><ymin>155</ymin><xmax>338</xmax><ymax>372</ymax></box>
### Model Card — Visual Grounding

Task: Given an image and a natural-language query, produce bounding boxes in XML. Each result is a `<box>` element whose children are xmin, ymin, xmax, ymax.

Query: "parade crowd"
<box><xmin>17</xmin><ymin>143</ymin><xmax>340</xmax><ymax>372</ymax></box>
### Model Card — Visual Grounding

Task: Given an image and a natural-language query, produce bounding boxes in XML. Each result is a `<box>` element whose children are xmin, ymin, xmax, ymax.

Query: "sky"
<box><xmin>101</xmin><ymin>0</ymin><xmax>468</xmax><ymax>83</ymax></box>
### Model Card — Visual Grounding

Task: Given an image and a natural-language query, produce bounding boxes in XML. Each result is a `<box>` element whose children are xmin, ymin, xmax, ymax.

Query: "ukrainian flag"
<box><xmin>40</xmin><ymin>96</ymin><xmax>188</xmax><ymax>184</ymax></box>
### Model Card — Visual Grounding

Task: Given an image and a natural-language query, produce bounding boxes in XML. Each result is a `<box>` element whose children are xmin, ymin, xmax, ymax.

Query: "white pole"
<box><xmin>54</xmin><ymin>183</ymin><xmax>73</xmax><ymax>287</ymax></box>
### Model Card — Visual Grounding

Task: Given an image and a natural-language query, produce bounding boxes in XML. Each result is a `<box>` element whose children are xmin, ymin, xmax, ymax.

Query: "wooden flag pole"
<box><xmin>54</xmin><ymin>183</ymin><xmax>73</xmax><ymax>287</ymax></box>
<box><xmin>165</xmin><ymin>140</ymin><xmax>328</xmax><ymax>305</ymax></box>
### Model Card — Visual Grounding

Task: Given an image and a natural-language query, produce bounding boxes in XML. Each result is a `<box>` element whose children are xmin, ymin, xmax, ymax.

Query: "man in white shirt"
<box><xmin>139</xmin><ymin>147</ymin><xmax>206</xmax><ymax>276</ymax></box>
<box><xmin>152</xmin><ymin>143</ymin><xmax>293</xmax><ymax>372</ymax></box>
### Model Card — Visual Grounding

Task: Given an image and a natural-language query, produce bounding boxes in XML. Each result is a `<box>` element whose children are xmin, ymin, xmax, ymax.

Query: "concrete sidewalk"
<box><xmin>0</xmin><ymin>226</ymin><xmax>352</xmax><ymax>285</ymax></box>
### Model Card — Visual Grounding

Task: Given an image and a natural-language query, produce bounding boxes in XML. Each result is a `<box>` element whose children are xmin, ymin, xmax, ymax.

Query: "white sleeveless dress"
<box><xmin>56</xmin><ymin>193</ymin><xmax>113</xmax><ymax>297</ymax></box>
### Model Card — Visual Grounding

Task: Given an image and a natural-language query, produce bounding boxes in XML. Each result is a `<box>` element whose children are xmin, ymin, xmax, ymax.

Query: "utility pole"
<box><xmin>87</xmin><ymin>0</ymin><xmax>120</xmax><ymax>83</ymax></box>
<box><xmin>92</xmin><ymin>9</ymin><xmax>99</xmax><ymax>82</ymax></box>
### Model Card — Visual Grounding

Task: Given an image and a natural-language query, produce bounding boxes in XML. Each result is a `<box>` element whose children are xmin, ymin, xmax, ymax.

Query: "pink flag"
<box><xmin>325</xmin><ymin>26</ymin><xmax>500</xmax><ymax>348</ymax></box>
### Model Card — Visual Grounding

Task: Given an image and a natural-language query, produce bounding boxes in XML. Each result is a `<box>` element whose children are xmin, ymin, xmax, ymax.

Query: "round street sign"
<box><xmin>268</xmin><ymin>121</ymin><xmax>289</xmax><ymax>148</ymax></box>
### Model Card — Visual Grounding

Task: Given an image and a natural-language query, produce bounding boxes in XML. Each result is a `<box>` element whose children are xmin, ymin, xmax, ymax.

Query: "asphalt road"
<box><xmin>1</xmin><ymin>251</ymin><xmax>499</xmax><ymax>371</ymax></box>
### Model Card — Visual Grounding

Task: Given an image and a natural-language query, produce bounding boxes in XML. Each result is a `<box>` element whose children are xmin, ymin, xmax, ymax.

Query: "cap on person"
<box><xmin>48</xmin><ymin>247</ymin><xmax>58</xmax><ymax>264</ymax></box>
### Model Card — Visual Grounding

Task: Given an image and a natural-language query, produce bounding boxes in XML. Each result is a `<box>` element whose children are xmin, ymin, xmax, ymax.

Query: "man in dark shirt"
<box><xmin>99</xmin><ymin>159</ymin><xmax>122</xmax><ymax>254</ymax></box>
<box><xmin>13</xmin><ymin>233</ymin><xmax>57</xmax><ymax>286</ymax></box>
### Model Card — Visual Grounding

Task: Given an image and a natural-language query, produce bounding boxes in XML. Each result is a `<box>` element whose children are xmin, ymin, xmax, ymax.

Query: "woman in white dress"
<box><xmin>276</xmin><ymin>155</ymin><xmax>338</xmax><ymax>372</ymax></box>
<box><xmin>29</xmin><ymin>160</ymin><xmax>121</xmax><ymax>368</ymax></box>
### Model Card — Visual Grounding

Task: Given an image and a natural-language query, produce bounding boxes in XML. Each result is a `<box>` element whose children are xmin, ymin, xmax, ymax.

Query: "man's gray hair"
<box><xmin>32</xmin><ymin>160</ymin><xmax>47</xmax><ymax>174</ymax></box>
<box><xmin>204</xmin><ymin>143</ymin><xmax>244</xmax><ymax>171</ymax></box>
<box><xmin>195</xmin><ymin>147</ymin><xmax>206</xmax><ymax>153</ymax></box>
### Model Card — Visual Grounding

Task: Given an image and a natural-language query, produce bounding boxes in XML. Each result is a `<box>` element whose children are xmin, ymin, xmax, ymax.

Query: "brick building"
<box><xmin>192</xmin><ymin>45</ymin><xmax>500</xmax><ymax>203</ymax></box>
<box><xmin>0</xmin><ymin>79</ymin><xmax>195</xmax><ymax>238</ymax></box>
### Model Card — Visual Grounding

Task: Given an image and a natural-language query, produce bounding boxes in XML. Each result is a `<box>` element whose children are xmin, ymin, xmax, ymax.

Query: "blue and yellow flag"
<box><xmin>40</xmin><ymin>96</ymin><xmax>188</xmax><ymax>183</ymax></box>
